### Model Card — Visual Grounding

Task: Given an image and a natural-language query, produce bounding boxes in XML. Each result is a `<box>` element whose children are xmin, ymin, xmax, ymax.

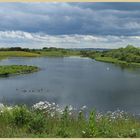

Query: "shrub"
<box><xmin>28</xmin><ymin>112</ymin><xmax>46</xmax><ymax>134</ymax></box>
<box><xmin>96</xmin><ymin>117</ymin><xmax>113</xmax><ymax>137</ymax></box>
<box><xmin>61</xmin><ymin>106</ymin><xmax>69</xmax><ymax>127</ymax></box>
<box><xmin>82</xmin><ymin>110</ymin><xmax>98</xmax><ymax>138</ymax></box>
<box><xmin>11</xmin><ymin>105</ymin><xmax>31</xmax><ymax>127</ymax></box>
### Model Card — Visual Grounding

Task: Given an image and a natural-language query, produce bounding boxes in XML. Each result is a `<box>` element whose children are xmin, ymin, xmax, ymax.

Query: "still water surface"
<box><xmin>0</xmin><ymin>57</ymin><xmax>140</xmax><ymax>114</ymax></box>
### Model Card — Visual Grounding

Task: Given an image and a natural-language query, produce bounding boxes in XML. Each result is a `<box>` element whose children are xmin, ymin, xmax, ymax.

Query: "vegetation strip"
<box><xmin>1</xmin><ymin>45</ymin><xmax>140</xmax><ymax>67</ymax></box>
<box><xmin>0</xmin><ymin>101</ymin><xmax>139</xmax><ymax>138</ymax></box>
<box><xmin>80</xmin><ymin>45</ymin><xmax>140</xmax><ymax>67</ymax></box>
<box><xmin>0</xmin><ymin>65</ymin><xmax>39</xmax><ymax>77</ymax></box>
<box><xmin>0</xmin><ymin>51</ymin><xmax>40</xmax><ymax>60</ymax></box>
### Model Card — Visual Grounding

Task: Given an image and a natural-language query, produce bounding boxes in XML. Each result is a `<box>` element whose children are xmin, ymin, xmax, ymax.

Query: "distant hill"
<box><xmin>69</xmin><ymin>48</ymin><xmax>111</xmax><ymax>51</ymax></box>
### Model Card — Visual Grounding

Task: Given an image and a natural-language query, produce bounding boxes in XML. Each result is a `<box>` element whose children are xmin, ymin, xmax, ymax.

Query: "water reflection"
<box><xmin>0</xmin><ymin>57</ymin><xmax>140</xmax><ymax>114</ymax></box>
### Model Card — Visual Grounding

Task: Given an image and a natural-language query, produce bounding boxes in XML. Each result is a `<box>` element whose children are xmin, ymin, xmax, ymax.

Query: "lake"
<box><xmin>0</xmin><ymin>57</ymin><xmax>140</xmax><ymax>114</ymax></box>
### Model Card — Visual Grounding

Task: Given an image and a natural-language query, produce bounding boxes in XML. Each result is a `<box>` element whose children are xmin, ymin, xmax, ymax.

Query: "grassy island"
<box><xmin>0</xmin><ymin>65</ymin><xmax>39</xmax><ymax>77</ymax></box>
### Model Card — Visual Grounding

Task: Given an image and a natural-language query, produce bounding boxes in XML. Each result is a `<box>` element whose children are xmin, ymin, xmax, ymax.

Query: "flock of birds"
<box><xmin>15</xmin><ymin>67</ymin><xmax>110</xmax><ymax>94</ymax></box>
<box><xmin>16</xmin><ymin>88</ymin><xmax>50</xmax><ymax>94</ymax></box>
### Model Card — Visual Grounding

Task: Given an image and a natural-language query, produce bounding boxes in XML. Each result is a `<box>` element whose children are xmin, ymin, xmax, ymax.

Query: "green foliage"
<box><xmin>88</xmin><ymin>111</ymin><xmax>98</xmax><ymax>137</ymax></box>
<box><xmin>39</xmin><ymin>49</ymin><xmax>80</xmax><ymax>57</ymax></box>
<box><xmin>82</xmin><ymin>110</ymin><xmax>99</xmax><ymax>137</ymax></box>
<box><xmin>0</xmin><ymin>105</ymin><xmax>140</xmax><ymax>137</ymax></box>
<box><xmin>96</xmin><ymin>116</ymin><xmax>113</xmax><ymax>137</ymax></box>
<box><xmin>56</xmin><ymin>128</ymin><xmax>71</xmax><ymax>138</ymax></box>
<box><xmin>0</xmin><ymin>51</ymin><xmax>40</xmax><ymax>58</ymax></box>
<box><xmin>61</xmin><ymin>106</ymin><xmax>69</xmax><ymax>127</ymax></box>
<box><xmin>0</xmin><ymin>65</ymin><xmax>39</xmax><ymax>77</ymax></box>
<box><xmin>0</xmin><ymin>47</ymin><xmax>30</xmax><ymax>52</ymax></box>
<box><xmin>92</xmin><ymin>45</ymin><xmax>140</xmax><ymax>67</ymax></box>
<box><xmin>11</xmin><ymin>105</ymin><xmax>31</xmax><ymax>127</ymax></box>
<box><xmin>28</xmin><ymin>112</ymin><xmax>46</xmax><ymax>134</ymax></box>
<box><xmin>102</xmin><ymin>45</ymin><xmax>140</xmax><ymax>63</ymax></box>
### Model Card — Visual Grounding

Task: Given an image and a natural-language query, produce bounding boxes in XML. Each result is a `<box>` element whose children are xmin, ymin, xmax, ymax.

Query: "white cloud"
<box><xmin>0</xmin><ymin>30</ymin><xmax>140</xmax><ymax>49</ymax></box>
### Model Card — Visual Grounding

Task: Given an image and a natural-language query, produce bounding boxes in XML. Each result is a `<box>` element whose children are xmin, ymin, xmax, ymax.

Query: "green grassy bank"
<box><xmin>37</xmin><ymin>49</ymin><xmax>81</xmax><ymax>57</ymax></box>
<box><xmin>0</xmin><ymin>103</ymin><xmax>140</xmax><ymax>138</ymax></box>
<box><xmin>0</xmin><ymin>65</ymin><xmax>39</xmax><ymax>77</ymax></box>
<box><xmin>0</xmin><ymin>50</ymin><xmax>81</xmax><ymax>59</ymax></box>
<box><xmin>0</xmin><ymin>46</ymin><xmax>140</xmax><ymax>68</ymax></box>
<box><xmin>80</xmin><ymin>45</ymin><xmax>140</xmax><ymax>67</ymax></box>
<box><xmin>0</xmin><ymin>51</ymin><xmax>40</xmax><ymax>60</ymax></box>
<box><xmin>95</xmin><ymin>57</ymin><xmax>140</xmax><ymax>67</ymax></box>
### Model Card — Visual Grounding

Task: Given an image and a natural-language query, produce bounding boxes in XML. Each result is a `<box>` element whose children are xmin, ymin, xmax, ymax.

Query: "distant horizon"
<box><xmin>0</xmin><ymin>3</ymin><xmax>140</xmax><ymax>48</ymax></box>
<box><xmin>0</xmin><ymin>45</ymin><xmax>136</xmax><ymax>50</ymax></box>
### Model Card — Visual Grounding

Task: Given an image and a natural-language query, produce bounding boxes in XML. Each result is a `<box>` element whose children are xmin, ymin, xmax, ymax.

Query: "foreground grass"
<box><xmin>95</xmin><ymin>57</ymin><xmax>140</xmax><ymax>67</ymax></box>
<box><xmin>0</xmin><ymin>65</ymin><xmax>39</xmax><ymax>77</ymax></box>
<box><xmin>0</xmin><ymin>102</ymin><xmax>140</xmax><ymax>138</ymax></box>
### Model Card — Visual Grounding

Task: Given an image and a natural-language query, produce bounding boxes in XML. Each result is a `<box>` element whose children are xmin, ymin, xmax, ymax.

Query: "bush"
<box><xmin>96</xmin><ymin>117</ymin><xmax>113</xmax><ymax>137</ymax></box>
<box><xmin>28</xmin><ymin>112</ymin><xmax>46</xmax><ymax>134</ymax></box>
<box><xmin>82</xmin><ymin>110</ymin><xmax>98</xmax><ymax>138</ymax></box>
<box><xmin>11</xmin><ymin>105</ymin><xmax>31</xmax><ymax>127</ymax></box>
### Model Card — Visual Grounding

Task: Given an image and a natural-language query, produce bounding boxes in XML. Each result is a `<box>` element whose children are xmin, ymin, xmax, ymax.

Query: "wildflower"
<box><xmin>7</xmin><ymin>107</ymin><xmax>13</xmax><ymax>110</ymax></box>
<box><xmin>0</xmin><ymin>103</ymin><xmax>4</xmax><ymax>110</ymax></box>
<box><xmin>38</xmin><ymin>101</ymin><xmax>44</xmax><ymax>106</ymax></box>
<box><xmin>68</xmin><ymin>105</ymin><xmax>73</xmax><ymax>111</ymax></box>
<box><xmin>52</xmin><ymin>107</ymin><xmax>56</xmax><ymax>110</ymax></box>
<box><xmin>81</xmin><ymin>105</ymin><xmax>87</xmax><ymax>110</ymax></box>
<box><xmin>69</xmin><ymin>112</ymin><xmax>72</xmax><ymax>115</ymax></box>
<box><xmin>82</xmin><ymin>131</ymin><xmax>86</xmax><ymax>134</ymax></box>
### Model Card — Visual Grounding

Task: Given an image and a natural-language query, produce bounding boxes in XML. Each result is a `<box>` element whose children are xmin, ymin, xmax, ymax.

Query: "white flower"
<box><xmin>81</xmin><ymin>105</ymin><xmax>87</xmax><ymax>110</ymax></box>
<box><xmin>69</xmin><ymin>112</ymin><xmax>72</xmax><ymax>115</ymax></box>
<box><xmin>52</xmin><ymin>107</ymin><xmax>56</xmax><ymax>110</ymax></box>
<box><xmin>68</xmin><ymin>105</ymin><xmax>73</xmax><ymax>111</ymax></box>
<box><xmin>7</xmin><ymin>107</ymin><xmax>13</xmax><ymax>110</ymax></box>
<box><xmin>0</xmin><ymin>103</ymin><xmax>4</xmax><ymax>110</ymax></box>
<box><xmin>52</xmin><ymin>102</ymin><xmax>55</xmax><ymax>105</ymax></box>
<box><xmin>51</xmin><ymin>112</ymin><xmax>55</xmax><ymax>117</ymax></box>
<box><xmin>82</xmin><ymin>131</ymin><xmax>86</xmax><ymax>134</ymax></box>
<box><xmin>38</xmin><ymin>101</ymin><xmax>44</xmax><ymax>105</ymax></box>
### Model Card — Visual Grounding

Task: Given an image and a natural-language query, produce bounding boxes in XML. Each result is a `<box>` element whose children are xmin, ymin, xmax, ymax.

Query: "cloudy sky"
<box><xmin>1</xmin><ymin>2</ymin><xmax>140</xmax><ymax>48</ymax></box>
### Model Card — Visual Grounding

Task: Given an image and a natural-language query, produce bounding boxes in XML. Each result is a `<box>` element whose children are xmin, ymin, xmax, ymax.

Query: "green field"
<box><xmin>0</xmin><ymin>51</ymin><xmax>40</xmax><ymax>60</ymax></box>
<box><xmin>0</xmin><ymin>50</ymin><xmax>80</xmax><ymax>59</ymax></box>
<box><xmin>0</xmin><ymin>65</ymin><xmax>39</xmax><ymax>77</ymax></box>
<box><xmin>38</xmin><ymin>50</ymin><xmax>81</xmax><ymax>57</ymax></box>
<box><xmin>0</xmin><ymin>103</ymin><xmax>140</xmax><ymax>138</ymax></box>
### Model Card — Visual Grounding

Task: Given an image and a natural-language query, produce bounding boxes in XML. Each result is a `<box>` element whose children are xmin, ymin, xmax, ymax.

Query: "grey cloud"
<box><xmin>0</xmin><ymin>3</ymin><xmax>140</xmax><ymax>36</ymax></box>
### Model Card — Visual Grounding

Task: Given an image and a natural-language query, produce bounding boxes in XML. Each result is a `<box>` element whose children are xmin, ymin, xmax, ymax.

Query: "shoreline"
<box><xmin>94</xmin><ymin>56</ymin><xmax>140</xmax><ymax>67</ymax></box>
